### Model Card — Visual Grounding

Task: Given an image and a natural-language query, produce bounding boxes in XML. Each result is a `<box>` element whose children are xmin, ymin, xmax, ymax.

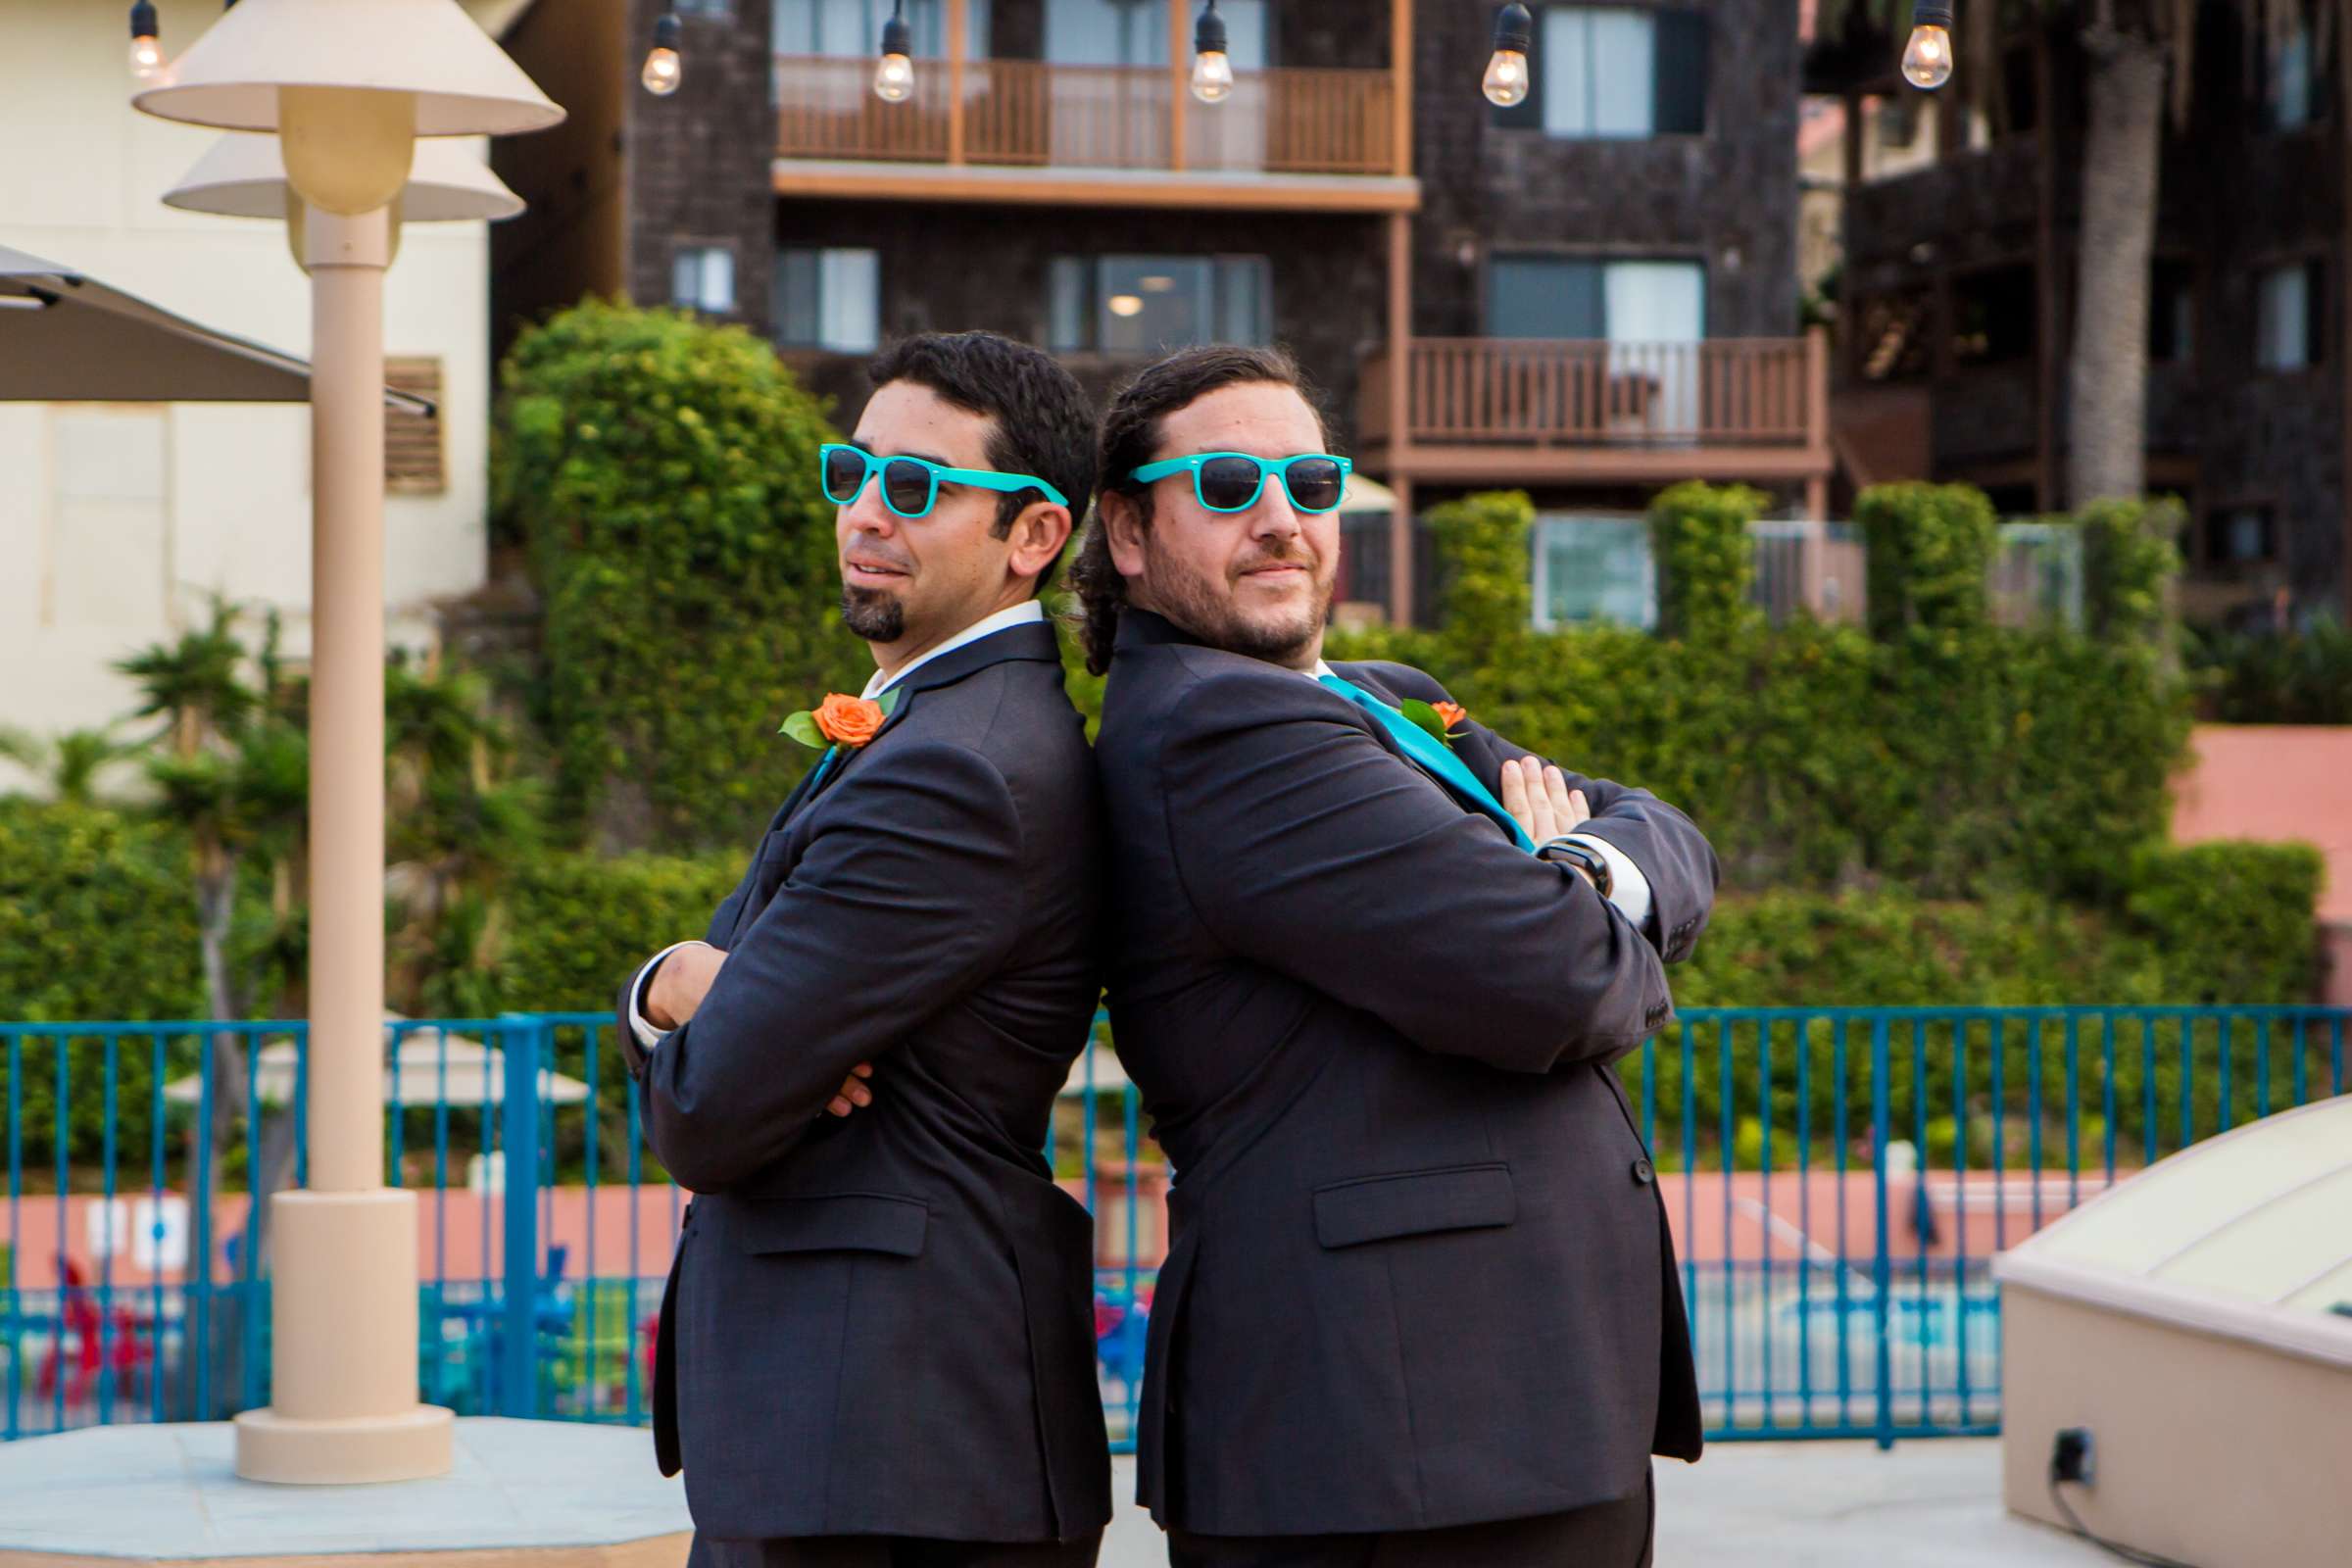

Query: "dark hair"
<box><xmin>864</xmin><ymin>331</ymin><xmax>1098</xmax><ymax>598</ymax></box>
<box><xmin>1069</xmin><ymin>344</ymin><xmax>1331</xmax><ymax>674</ymax></box>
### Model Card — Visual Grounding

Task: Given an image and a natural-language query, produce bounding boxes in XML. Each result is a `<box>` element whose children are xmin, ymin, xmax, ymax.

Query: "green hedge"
<box><xmin>492</xmin><ymin>300</ymin><xmax>865</xmax><ymax>852</ymax></box>
<box><xmin>2187</xmin><ymin>617</ymin><xmax>2352</xmax><ymax>724</ymax></box>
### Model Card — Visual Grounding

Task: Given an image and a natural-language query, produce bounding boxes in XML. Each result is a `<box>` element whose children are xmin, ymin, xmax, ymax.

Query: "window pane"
<box><xmin>1535</xmin><ymin>516</ymin><xmax>1655</xmax><ymax>629</ymax></box>
<box><xmin>1099</xmin><ymin>255</ymin><xmax>1213</xmax><ymax>353</ymax></box>
<box><xmin>774</xmin><ymin>249</ymin><xmax>815</xmax><ymax>344</ymax></box>
<box><xmin>1603</xmin><ymin>260</ymin><xmax>1704</xmax><ymax>341</ymax></box>
<box><xmin>818</xmin><ymin>249</ymin><xmax>881</xmax><ymax>351</ymax></box>
<box><xmin>1048</xmin><ymin>257</ymin><xmax>1090</xmax><ymax>351</ymax></box>
<box><xmin>674</xmin><ymin>246</ymin><xmax>733</xmax><ymax>312</ymax></box>
<box><xmin>2258</xmin><ymin>265</ymin><xmax>2310</xmax><ymax>369</ymax></box>
<box><xmin>2272</xmin><ymin>28</ymin><xmax>2313</xmax><ymax>128</ymax></box>
<box><xmin>1047</xmin><ymin>0</ymin><xmax>1167</xmax><ymax>66</ymax></box>
<box><xmin>1543</xmin><ymin>8</ymin><xmax>1653</xmax><ymax>137</ymax></box>
<box><xmin>1216</xmin><ymin>256</ymin><xmax>1271</xmax><ymax>344</ymax></box>
<box><xmin>1488</xmin><ymin>257</ymin><xmax>1604</xmax><ymax>338</ymax></box>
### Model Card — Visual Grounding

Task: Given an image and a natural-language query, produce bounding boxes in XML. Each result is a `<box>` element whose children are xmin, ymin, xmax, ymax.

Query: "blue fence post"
<box><xmin>499</xmin><ymin>1017</ymin><xmax>543</xmax><ymax>1419</ymax></box>
<box><xmin>1869</xmin><ymin>1014</ymin><xmax>1894</xmax><ymax>1451</ymax></box>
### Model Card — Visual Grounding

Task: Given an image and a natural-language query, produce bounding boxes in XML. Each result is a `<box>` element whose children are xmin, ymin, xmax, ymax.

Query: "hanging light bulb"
<box><xmin>1483</xmin><ymin>3</ymin><xmax>1533</xmax><ymax>108</ymax></box>
<box><xmin>1901</xmin><ymin>0</ymin><xmax>1955</xmax><ymax>89</ymax></box>
<box><xmin>642</xmin><ymin>10</ymin><xmax>683</xmax><ymax>96</ymax></box>
<box><xmin>1191</xmin><ymin>0</ymin><xmax>1234</xmax><ymax>104</ymax></box>
<box><xmin>874</xmin><ymin>3</ymin><xmax>915</xmax><ymax>102</ymax></box>
<box><xmin>127</xmin><ymin>0</ymin><xmax>162</xmax><ymax>81</ymax></box>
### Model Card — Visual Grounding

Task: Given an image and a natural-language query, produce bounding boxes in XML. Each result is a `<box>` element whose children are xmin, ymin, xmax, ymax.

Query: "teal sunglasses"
<box><xmin>1130</xmin><ymin>452</ymin><xmax>1352</xmax><ymax>514</ymax></box>
<box><xmin>820</xmin><ymin>442</ymin><xmax>1069</xmax><ymax>519</ymax></box>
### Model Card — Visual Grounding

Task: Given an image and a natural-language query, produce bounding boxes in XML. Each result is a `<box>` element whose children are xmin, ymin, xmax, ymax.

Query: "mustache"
<box><xmin>842</xmin><ymin>537</ymin><xmax>914</xmax><ymax>573</ymax></box>
<box><xmin>1232</xmin><ymin>544</ymin><xmax>1320</xmax><ymax>576</ymax></box>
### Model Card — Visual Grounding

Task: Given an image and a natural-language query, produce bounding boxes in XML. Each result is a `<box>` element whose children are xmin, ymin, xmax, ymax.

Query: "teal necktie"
<box><xmin>1318</xmin><ymin>674</ymin><xmax>1535</xmax><ymax>852</ymax></box>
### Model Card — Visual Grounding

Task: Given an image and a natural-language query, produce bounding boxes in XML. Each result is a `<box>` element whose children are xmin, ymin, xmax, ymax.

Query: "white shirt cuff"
<box><xmin>1563</xmin><ymin>833</ymin><xmax>1654</xmax><ymax>927</ymax></box>
<box><xmin>628</xmin><ymin>941</ymin><xmax>709</xmax><ymax>1053</ymax></box>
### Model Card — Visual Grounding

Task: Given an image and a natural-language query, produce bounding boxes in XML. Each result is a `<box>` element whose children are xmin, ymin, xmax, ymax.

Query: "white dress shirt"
<box><xmin>1310</xmin><ymin>660</ymin><xmax>1654</xmax><ymax>927</ymax></box>
<box><xmin>627</xmin><ymin>601</ymin><xmax>1050</xmax><ymax>1052</ymax></box>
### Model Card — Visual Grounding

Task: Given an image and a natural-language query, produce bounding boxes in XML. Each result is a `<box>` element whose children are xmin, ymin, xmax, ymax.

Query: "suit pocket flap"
<box><xmin>734</xmin><ymin>1194</ymin><xmax>928</xmax><ymax>1257</ymax></box>
<box><xmin>1311</xmin><ymin>1163</ymin><xmax>1515</xmax><ymax>1250</ymax></box>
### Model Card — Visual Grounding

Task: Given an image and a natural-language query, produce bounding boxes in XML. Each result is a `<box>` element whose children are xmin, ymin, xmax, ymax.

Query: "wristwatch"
<box><xmin>1537</xmin><ymin>836</ymin><xmax>1614</xmax><ymax>899</ymax></box>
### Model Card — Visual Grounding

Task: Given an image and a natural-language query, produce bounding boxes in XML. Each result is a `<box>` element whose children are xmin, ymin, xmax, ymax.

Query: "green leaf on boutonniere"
<box><xmin>1397</xmin><ymin>698</ymin><xmax>1456</xmax><ymax>748</ymax></box>
<box><xmin>779</xmin><ymin>710</ymin><xmax>824</xmax><ymax>748</ymax></box>
<box><xmin>876</xmin><ymin>687</ymin><xmax>903</xmax><ymax>717</ymax></box>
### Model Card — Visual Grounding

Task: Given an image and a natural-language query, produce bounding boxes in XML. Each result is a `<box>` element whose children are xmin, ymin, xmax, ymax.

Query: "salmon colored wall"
<box><xmin>2171</xmin><ymin>724</ymin><xmax>2352</xmax><ymax>1004</ymax></box>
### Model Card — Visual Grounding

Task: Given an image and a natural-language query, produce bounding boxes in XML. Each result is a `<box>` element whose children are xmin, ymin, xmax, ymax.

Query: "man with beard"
<box><xmin>1072</xmin><ymin>345</ymin><xmax>1716</xmax><ymax>1566</ymax></box>
<box><xmin>616</xmin><ymin>331</ymin><xmax>1110</xmax><ymax>1567</ymax></box>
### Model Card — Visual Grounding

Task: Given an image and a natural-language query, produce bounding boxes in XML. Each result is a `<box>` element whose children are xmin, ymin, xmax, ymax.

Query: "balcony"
<box><xmin>1358</xmin><ymin>332</ymin><xmax>1834</xmax><ymax>495</ymax></box>
<box><xmin>771</xmin><ymin>55</ymin><xmax>1415</xmax><ymax>212</ymax></box>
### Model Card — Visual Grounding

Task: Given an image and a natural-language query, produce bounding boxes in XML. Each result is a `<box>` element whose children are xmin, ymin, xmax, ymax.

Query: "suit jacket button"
<box><xmin>1632</xmin><ymin>1157</ymin><xmax>1655</xmax><ymax>1185</ymax></box>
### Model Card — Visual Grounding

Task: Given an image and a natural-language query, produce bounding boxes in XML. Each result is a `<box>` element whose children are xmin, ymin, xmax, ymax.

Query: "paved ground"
<box><xmin>1099</xmin><ymin>1443</ymin><xmax>2115</xmax><ymax>1567</ymax></box>
<box><xmin>0</xmin><ymin>1425</ymin><xmax>2109</xmax><ymax>1565</ymax></box>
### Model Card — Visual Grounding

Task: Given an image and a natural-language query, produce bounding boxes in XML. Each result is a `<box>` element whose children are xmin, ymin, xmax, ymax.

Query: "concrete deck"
<box><xmin>2</xmin><ymin>1427</ymin><xmax>2110</xmax><ymax>1566</ymax></box>
<box><xmin>0</xmin><ymin>1419</ymin><xmax>689</xmax><ymax>1564</ymax></box>
<box><xmin>1100</xmin><ymin>1442</ymin><xmax>2115</xmax><ymax>1566</ymax></box>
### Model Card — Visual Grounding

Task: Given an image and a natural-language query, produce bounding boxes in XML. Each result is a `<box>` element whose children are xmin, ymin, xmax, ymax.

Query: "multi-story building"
<box><xmin>1813</xmin><ymin>8</ymin><xmax>2352</xmax><ymax>627</ymax></box>
<box><xmin>494</xmin><ymin>0</ymin><xmax>1821</xmax><ymax>627</ymax></box>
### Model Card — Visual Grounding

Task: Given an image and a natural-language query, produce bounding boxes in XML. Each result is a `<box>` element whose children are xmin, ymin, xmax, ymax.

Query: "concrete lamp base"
<box><xmin>234</xmin><ymin>1187</ymin><xmax>454</xmax><ymax>1483</ymax></box>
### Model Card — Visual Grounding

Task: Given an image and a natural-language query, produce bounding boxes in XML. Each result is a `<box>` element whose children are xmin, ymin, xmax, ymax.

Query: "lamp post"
<box><xmin>131</xmin><ymin>0</ymin><xmax>561</xmax><ymax>1486</ymax></box>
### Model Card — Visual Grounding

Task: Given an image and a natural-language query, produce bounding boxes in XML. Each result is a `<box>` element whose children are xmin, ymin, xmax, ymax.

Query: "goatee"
<box><xmin>842</xmin><ymin>584</ymin><xmax>906</xmax><ymax>644</ymax></box>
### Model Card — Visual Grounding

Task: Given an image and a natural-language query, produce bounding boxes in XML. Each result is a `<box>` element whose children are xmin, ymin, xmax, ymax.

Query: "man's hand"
<box><xmin>1498</xmin><ymin>756</ymin><xmax>1592</xmax><ymax>865</ymax></box>
<box><xmin>647</xmin><ymin>942</ymin><xmax>728</xmax><ymax>1031</ymax></box>
<box><xmin>826</xmin><ymin>1062</ymin><xmax>876</xmax><ymax>1118</ymax></box>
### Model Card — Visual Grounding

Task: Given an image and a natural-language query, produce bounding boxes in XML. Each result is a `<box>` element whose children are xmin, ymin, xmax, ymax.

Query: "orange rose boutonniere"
<box><xmin>780</xmin><ymin>687</ymin><xmax>902</xmax><ymax>751</ymax></box>
<box><xmin>1399</xmin><ymin>697</ymin><xmax>1470</xmax><ymax>749</ymax></box>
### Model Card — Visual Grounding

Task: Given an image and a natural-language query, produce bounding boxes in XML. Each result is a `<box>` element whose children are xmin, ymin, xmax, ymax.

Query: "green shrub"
<box><xmin>492</xmin><ymin>300</ymin><xmax>864</xmax><ymax>852</ymax></box>
<box><xmin>1855</xmin><ymin>482</ymin><xmax>1998</xmax><ymax>643</ymax></box>
<box><xmin>2187</xmin><ymin>617</ymin><xmax>2352</xmax><ymax>724</ymax></box>
<box><xmin>2080</xmin><ymin>496</ymin><xmax>2184</xmax><ymax>648</ymax></box>
<box><xmin>1649</xmin><ymin>480</ymin><xmax>1764</xmax><ymax>643</ymax></box>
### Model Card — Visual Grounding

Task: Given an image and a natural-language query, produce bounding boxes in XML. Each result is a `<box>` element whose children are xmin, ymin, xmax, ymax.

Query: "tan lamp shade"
<box><xmin>165</xmin><ymin>132</ymin><xmax>525</xmax><ymax>223</ymax></box>
<box><xmin>130</xmin><ymin>0</ymin><xmax>564</xmax><ymax>138</ymax></box>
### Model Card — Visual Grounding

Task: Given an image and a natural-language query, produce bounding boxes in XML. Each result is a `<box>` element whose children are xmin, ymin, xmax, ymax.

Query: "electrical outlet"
<box><xmin>2051</xmin><ymin>1426</ymin><xmax>2095</xmax><ymax>1487</ymax></box>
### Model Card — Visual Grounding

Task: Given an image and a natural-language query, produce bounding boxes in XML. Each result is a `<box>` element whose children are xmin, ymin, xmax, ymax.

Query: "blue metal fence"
<box><xmin>4</xmin><ymin>1004</ymin><xmax>2345</xmax><ymax>1449</ymax></box>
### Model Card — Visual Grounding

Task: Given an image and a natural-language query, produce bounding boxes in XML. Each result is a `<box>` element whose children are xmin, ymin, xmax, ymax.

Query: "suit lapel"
<box><xmin>729</xmin><ymin>619</ymin><xmax>1064</xmax><ymax>941</ymax></box>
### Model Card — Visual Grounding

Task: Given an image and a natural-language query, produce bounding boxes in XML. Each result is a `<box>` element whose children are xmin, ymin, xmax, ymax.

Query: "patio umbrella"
<box><xmin>1059</xmin><ymin>1041</ymin><xmax>1134</xmax><ymax>1099</ymax></box>
<box><xmin>163</xmin><ymin>1020</ymin><xmax>592</xmax><ymax>1109</ymax></box>
<box><xmin>0</xmin><ymin>243</ymin><xmax>431</xmax><ymax>413</ymax></box>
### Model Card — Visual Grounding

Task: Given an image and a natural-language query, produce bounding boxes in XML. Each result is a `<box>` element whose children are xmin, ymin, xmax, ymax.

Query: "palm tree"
<box><xmin>1818</xmin><ymin>0</ymin><xmax>2330</xmax><ymax>508</ymax></box>
<box><xmin>0</xmin><ymin>725</ymin><xmax>134</xmax><ymax>805</ymax></box>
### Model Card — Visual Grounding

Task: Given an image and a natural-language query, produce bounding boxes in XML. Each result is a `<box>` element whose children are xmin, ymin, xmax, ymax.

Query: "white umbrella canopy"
<box><xmin>0</xmin><ymin>243</ymin><xmax>433</xmax><ymax>412</ymax></box>
<box><xmin>1059</xmin><ymin>1041</ymin><xmax>1134</xmax><ymax>1099</ymax></box>
<box><xmin>163</xmin><ymin>1020</ymin><xmax>590</xmax><ymax>1108</ymax></box>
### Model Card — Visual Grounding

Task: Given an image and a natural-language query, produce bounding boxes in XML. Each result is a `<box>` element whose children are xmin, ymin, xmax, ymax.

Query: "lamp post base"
<box><xmin>233</xmin><ymin>1403</ymin><xmax>456</xmax><ymax>1485</ymax></box>
<box><xmin>232</xmin><ymin>1188</ymin><xmax>453</xmax><ymax>1483</ymax></box>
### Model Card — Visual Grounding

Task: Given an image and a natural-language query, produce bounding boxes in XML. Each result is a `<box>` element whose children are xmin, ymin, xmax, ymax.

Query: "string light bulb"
<box><xmin>642</xmin><ymin>10</ymin><xmax>683</xmax><ymax>96</ymax></box>
<box><xmin>128</xmin><ymin>1</ymin><xmax>162</xmax><ymax>81</ymax></box>
<box><xmin>1483</xmin><ymin>3</ymin><xmax>1533</xmax><ymax>108</ymax></box>
<box><xmin>1901</xmin><ymin>0</ymin><xmax>1955</xmax><ymax>89</ymax></box>
<box><xmin>1191</xmin><ymin>0</ymin><xmax>1233</xmax><ymax>103</ymax></box>
<box><xmin>874</xmin><ymin>2</ymin><xmax>915</xmax><ymax>102</ymax></box>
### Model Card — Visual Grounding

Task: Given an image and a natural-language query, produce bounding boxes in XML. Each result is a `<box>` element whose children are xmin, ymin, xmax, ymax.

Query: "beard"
<box><xmin>1142</xmin><ymin>540</ymin><xmax>1333</xmax><ymax>666</ymax></box>
<box><xmin>841</xmin><ymin>583</ymin><xmax>906</xmax><ymax>643</ymax></box>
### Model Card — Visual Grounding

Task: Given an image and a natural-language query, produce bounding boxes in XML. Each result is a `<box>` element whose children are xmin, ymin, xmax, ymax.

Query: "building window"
<box><xmin>2207</xmin><ymin>506</ymin><xmax>2278</xmax><ymax>564</ymax></box>
<box><xmin>772</xmin><ymin>248</ymin><xmax>881</xmax><ymax>352</ymax></box>
<box><xmin>676</xmin><ymin>0</ymin><xmax>733</xmax><ymax>16</ymax></box>
<box><xmin>1486</xmin><ymin>256</ymin><xmax>1705</xmax><ymax>340</ymax></box>
<box><xmin>774</xmin><ymin>0</ymin><xmax>987</xmax><ymax>57</ymax></box>
<box><xmin>2149</xmin><ymin>260</ymin><xmax>2195</xmax><ymax>365</ymax></box>
<box><xmin>2255</xmin><ymin>260</ymin><xmax>2324</xmax><ymax>370</ymax></box>
<box><xmin>2264</xmin><ymin>10</ymin><xmax>2318</xmax><ymax>130</ymax></box>
<box><xmin>1948</xmin><ymin>264</ymin><xmax>2035</xmax><ymax>366</ymax></box>
<box><xmin>384</xmin><ymin>358</ymin><xmax>446</xmax><ymax>495</ymax></box>
<box><xmin>1532</xmin><ymin>515</ymin><xmax>1656</xmax><ymax>630</ymax></box>
<box><xmin>1495</xmin><ymin>7</ymin><xmax>1706</xmax><ymax>138</ymax></box>
<box><xmin>1042</xmin><ymin>0</ymin><xmax>1264</xmax><ymax>67</ymax></box>
<box><xmin>671</xmin><ymin>245</ymin><xmax>737</xmax><ymax>315</ymax></box>
<box><xmin>1047</xmin><ymin>255</ymin><xmax>1271</xmax><ymax>354</ymax></box>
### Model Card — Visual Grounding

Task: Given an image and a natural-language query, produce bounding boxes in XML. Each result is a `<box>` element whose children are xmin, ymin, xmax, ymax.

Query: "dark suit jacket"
<box><xmin>1095</xmin><ymin>609</ymin><xmax>1714</xmax><ymax>1538</ymax></box>
<box><xmin>617</xmin><ymin>621</ymin><xmax>1112</xmax><ymax>1544</ymax></box>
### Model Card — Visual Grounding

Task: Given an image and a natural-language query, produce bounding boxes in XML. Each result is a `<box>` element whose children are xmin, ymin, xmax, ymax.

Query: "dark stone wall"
<box><xmin>770</xmin><ymin>199</ymin><xmax>1387</xmax><ymax>444</ymax></box>
<box><xmin>624</xmin><ymin>0</ymin><xmax>783</xmax><ymax>339</ymax></box>
<box><xmin>1409</xmin><ymin>0</ymin><xmax>1801</xmax><ymax>340</ymax></box>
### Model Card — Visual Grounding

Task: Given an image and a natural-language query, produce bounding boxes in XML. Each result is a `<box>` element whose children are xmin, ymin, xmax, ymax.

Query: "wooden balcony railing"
<box><xmin>1360</xmin><ymin>335</ymin><xmax>1829</xmax><ymax>448</ymax></box>
<box><xmin>774</xmin><ymin>56</ymin><xmax>1397</xmax><ymax>175</ymax></box>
